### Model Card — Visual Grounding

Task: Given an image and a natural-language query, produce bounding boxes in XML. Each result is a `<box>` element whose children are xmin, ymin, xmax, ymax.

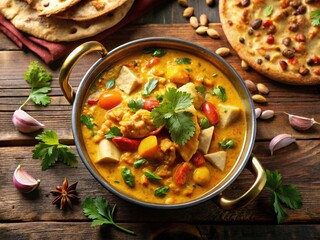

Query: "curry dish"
<box><xmin>81</xmin><ymin>48</ymin><xmax>247</xmax><ymax>204</ymax></box>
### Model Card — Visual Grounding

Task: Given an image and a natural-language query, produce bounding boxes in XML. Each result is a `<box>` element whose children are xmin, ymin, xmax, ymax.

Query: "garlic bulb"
<box><xmin>12</xmin><ymin>109</ymin><xmax>44</xmax><ymax>133</ymax></box>
<box><xmin>269</xmin><ymin>134</ymin><xmax>296</xmax><ymax>156</ymax></box>
<box><xmin>13</xmin><ymin>165</ymin><xmax>40</xmax><ymax>193</ymax></box>
<box><xmin>284</xmin><ymin>112</ymin><xmax>319</xmax><ymax>131</ymax></box>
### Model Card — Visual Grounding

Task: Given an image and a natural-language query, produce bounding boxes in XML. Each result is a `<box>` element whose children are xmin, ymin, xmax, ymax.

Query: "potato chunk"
<box><xmin>217</xmin><ymin>104</ymin><xmax>241</xmax><ymax>128</ymax></box>
<box><xmin>115</xmin><ymin>66</ymin><xmax>141</xmax><ymax>94</ymax></box>
<box><xmin>198</xmin><ymin>126</ymin><xmax>214</xmax><ymax>154</ymax></box>
<box><xmin>97</xmin><ymin>139</ymin><xmax>121</xmax><ymax>163</ymax></box>
<box><xmin>204</xmin><ymin>151</ymin><xmax>226</xmax><ymax>171</ymax></box>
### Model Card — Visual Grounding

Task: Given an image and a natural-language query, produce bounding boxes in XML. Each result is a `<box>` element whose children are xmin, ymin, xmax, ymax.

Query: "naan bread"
<box><xmin>0</xmin><ymin>0</ymin><xmax>134</xmax><ymax>42</ymax></box>
<box><xmin>27</xmin><ymin>0</ymin><xmax>81</xmax><ymax>16</ymax></box>
<box><xmin>56</xmin><ymin>0</ymin><xmax>128</xmax><ymax>21</ymax></box>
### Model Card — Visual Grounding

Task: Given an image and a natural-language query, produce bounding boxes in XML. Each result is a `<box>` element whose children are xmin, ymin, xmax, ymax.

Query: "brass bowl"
<box><xmin>59</xmin><ymin>38</ymin><xmax>266</xmax><ymax>209</ymax></box>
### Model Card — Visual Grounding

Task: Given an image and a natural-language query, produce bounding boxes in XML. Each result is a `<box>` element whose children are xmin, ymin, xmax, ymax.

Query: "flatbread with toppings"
<box><xmin>0</xmin><ymin>0</ymin><xmax>134</xmax><ymax>42</ymax></box>
<box><xmin>27</xmin><ymin>0</ymin><xmax>81</xmax><ymax>16</ymax></box>
<box><xmin>56</xmin><ymin>0</ymin><xmax>128</xmax><ymax>21</ymax></box>
<box><xmin>219</xmin><ymin>0</ymin><xmax>320</xmax><ymax>85</ymax></box>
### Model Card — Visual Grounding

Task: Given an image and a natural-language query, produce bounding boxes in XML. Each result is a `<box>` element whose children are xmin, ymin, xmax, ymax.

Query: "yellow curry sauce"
<box><xmin>81</xmin><ymin>48</ymin><xmax>246</xmax><ymax>204</ymax></box>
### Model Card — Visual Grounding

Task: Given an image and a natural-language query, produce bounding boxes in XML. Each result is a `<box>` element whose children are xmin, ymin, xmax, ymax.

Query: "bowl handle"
<box><xmin>214</xmin><ymin>156</ymin><xmax>266</xmax><ymax>210</ymax></box>
<box><xmin>59</xmin><ymin>41</ymin><xmax>108</xmax><ymax>104</ymax></box>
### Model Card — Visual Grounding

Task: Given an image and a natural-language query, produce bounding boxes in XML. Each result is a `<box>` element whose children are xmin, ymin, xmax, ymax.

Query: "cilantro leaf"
<box><xmin>212</xmin><ymin>86</ymin><xmax>227</xmax><ymax>102</ymax></box>
<box><xmin>32</xmin><ymin>130</ymin><xmax>77</xmax><ymax>170</ymax></box>
<box><xmin>154</xmin><ymin>186</ymin><xmax>170</xmax><ymax>198</ymax></box>
<box><xmin>151</xmin><ymin>88</ymin><xmax>195</xmax><ymax>145</ymax></box>
<box><xmin>265</xmin><ymin>169</ymin><xmax>302</xmax><ymax>224</ymax></box>
<box><xmin>195</xmin><ymin>85</ymin><xmax>206</xmax><ymax>94</ymax></box>
<box><xmin>310</xmin><ymin>8</ymin><xmax>320</xmax><ymax>26</ymax></box>
<box><xmin>106</xmin><ymin>79</ymin><xmax>115</xmax><ymax>89</ymax></box>
<box><xmin>142</xmin><ymin>79</ymin><xmax>158</xmax><ymax>97</ymax></box>
<box><xmin>144</xmin><ymin>170</ymin><xmax>162</xmax><ymax>181</ymax></box>
<box><xmin>29</xmin><ymin>87</ymin><xmax>51</xmax><ymax>106</ymax></box>
<box><xmin>80</xmin><ymin>114</ymin><xmax>97</xmax><ymax>135</ymax></box>
<box><xmin>263</xmin><ymin>6</ymin><xmax>273</xmax><ymax>17</ymax></box>
<box><xmin>105</xmin><ymin>126</ymin><xmax>122</xmax><ymax>139</ymax></box>
<box><xmin>83</xmin><ymin>196</ymin><xmax>135</xmax><ymax>235</ymax></box>
<box><xmin>200</xmin><ymin>117</ymin><xmax>210</xmax><ymax>129</ymax></box>
<box><xmin>175</xmin><ymin>58</ymin><xmax>191</xmax><ymax>64</ymax></box>
<box><xmin>128</xmin><ymin>99</ymin><xmax>144</xmax><ymax>111</ymax></box>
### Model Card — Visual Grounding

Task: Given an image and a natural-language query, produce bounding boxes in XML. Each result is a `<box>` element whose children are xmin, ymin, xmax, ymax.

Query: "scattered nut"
<box><xmin>252</xmin><ymin>94</ymin><xmax>267</xmax><ymax>103</ymax></box>
<box><xmin>207</xmin><ymin>28</ymin><xmax>220</xmax><ymax>39</ymax></box>
<box><xmin>255</xmin><ymin>108</ymin><xmax>262</xmax><ymax>119</ymax></box>
<box><xmin>190</xmin><ymin>16</ymin><xmax>199</xmax><ymax>28</ymax></box>
<box><xmin>216</xmin><ymin>47</ymin><xmax>230</xmax><ymax>57</ymax></box>
<box><xmin>200</xmin><ymin>14</ymin><xmax>208</xmax><ymax>26</ymax></box>
<box><xmin>196</xmin><ymin>26</ymin><xmax>208</xmax><ymax>35</ymax></box>
<box><xmin>257</xmin><ymin>83</ymin><xmax>269</xmax><ymax>95</ymax></box>
<box><xmin>178</xmin><ymin>0</ymin><xmax>188</xmax><ymax>7</ymax></box>
<box><xmin>206</xmin><ymin>0</ymin><xmax>214</xmax><ymax>6</ymax></box>
<box><xmin>260</xmin><ymin>110</ymin><xmax>274</xmax><ymax>119</ymax></box>
<box><xmin>241</xmin><ymin>60</ymin><xmax>249</xmax><ymax>71</ymax></box>
<box><xmin>183</xmin><ymin>7</ymin><xmax>194</xmax><ymax>17</ymax></box>
<box><xmin>244</xmin><ymin>79</ymin><xmax>257</xmax><ymax>93</ymax></box>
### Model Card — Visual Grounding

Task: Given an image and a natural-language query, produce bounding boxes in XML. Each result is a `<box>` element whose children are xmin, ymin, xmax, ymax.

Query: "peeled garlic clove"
<box><xmin>269</xmin><ymin>134</ymin><xmax>296</xmax><ymax>156</ymax></box>
<box><xmin>13</xmin><ymin>165</ymin><xmax>40</xmax><ymax>193</ymax></box>
<box><xmin>260</xmin><ymin>110</ymin><xmax>274</xmax><ymax>120</ymax></box>
<box><xmin>12</xmin><ymin>109</ymin><xmax>45</xmax><ymax>133</ymax></box>
<box><xmin>255</xmin><ymin>108</ymin><xmax>262</xmax><ymax>119</ymax></box>
<box><xmin>285</xmin><ymin>112</ymin><xmax>319</xmax><ymax>131</ymax></box>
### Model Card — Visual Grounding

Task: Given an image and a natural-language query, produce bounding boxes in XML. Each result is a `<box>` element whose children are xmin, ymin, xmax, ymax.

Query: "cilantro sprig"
<box><xmin>265</xmin><ymin>169</ymin><xmax>302</xmax><ymax>224</ymax></box>
<box><xmin>310</xmin><ymin>8</ymin><xmax>320</xmax><ymax>26</ymax></box>
<box><xmin>80</xmin><ymin>114</ymin><xmax>97</xmax><ymax>135</ymax></box>
<box><xmin>151</xmin><ymin>88</ymin><xmax>195</xmax><ymax>145</ymax></box>
<box><xmin>83</xmin><ymin>196</ymin><xmax>135</xmax><ymax>235</ymax></box>
<box><xmin>21</xmin><ymin>61</ymin><xmax>52</xmax><ymax>107</ymax></box>
<box><xmin>32</xmin><ymin>130</ymin><xmax>77</xmax><ymax>170</ymax></box>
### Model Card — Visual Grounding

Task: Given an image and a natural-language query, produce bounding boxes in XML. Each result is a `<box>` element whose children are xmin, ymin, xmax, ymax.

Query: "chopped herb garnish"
<box><xmin>80</xmin><ymin>114</ymin><xmax>97</xmax><ymax>135</ymax></box>
<box><xmin>175</xmin><ymin>58</ymin><xmax>191</xmax><ymax>64</ymax></box>
<box><xmin>263</xmin><ymin>6</ymin><xmax>273</xmax><ymax>17</ymax></box>
<box><xmin>185</xmin><ymin>68</ymin><xmax>192</xmax><ymax>72</ymax></box>
<box><xmin>311</xmin><ymin>8</ymin><xmax>320</xmax><ymax>26</ymax></box>
<box><xmin>151</xmin><ymin>88</ymin><xmax>195</xmax><ymax>145</ymax></box>
<box><xmin>106</xmin><ymin>79</ymin><xmax>115</xmax><ymax>89</ymax></box>
<box><xmin>143</xmin><ymin>48</ymin><xmax>166</xmax><ymax>57</ymax></box>
<box><xmin>133</xmin><ymin>158</ymin><xmax>147</xmax><ymax>169</ymax></box>
<box><xmin>195</xmin><ymin>85</ymin><xmax>206</xmax><ymax>94</ymax></box>
<box><xmin>265</xmin><ymin>169</ymin><xmax>302</xmax><ymax>224</ymax></box>
<box><xmin>142</xmin><ymin>79</ymin><xmax>158</xmax><ymax>97</ymax></box>
<box><xmin>200</xmin><ymin>117</ymin><xmax>210</xmax><ymax>129</ymax></box>
<box><xmin>219</xmin><ymin>139</ymin><xmax>234</xmax><ymax>149</ymax></box>
<box><xmin>212</xmin><ymin>86</ymin><xmax>227</xmax><ymax>102</ymax></box>
<box><xmin>144</xmin><ymin>170</ymin><xmax>162</xmax><ymax>181</ymax></box>
<box><xmin>114</xmin><ymin>180</ymin><xmax>120</xmax><ymax>183</ymax></box>
<box><xmin>121</xmin><ymin>167</ymin><xmax>134</xmax><ymax>187</ymax></box>
<box><xmin>32</xmin><ymin>130</ymin><xmax>77</xmax><ymax>170</ymax></box>
<box><xmin>154</xmin><ymin>186</ymin><xmax>170</xmax><ymax>198</ymax></box>
<box><xmin>83</xmin><ymin>196</ymin><xmax>135</xmax><ymax>235</ymax></box>
<box><xmin>105</xmin><ymin>126</ymin><xmax>122</xmax><ymax>139</ymax></box>
<box><xmin>128</xmin><ymin>99</ymin><xmax>144</xmax><ymax>111</ymax></box>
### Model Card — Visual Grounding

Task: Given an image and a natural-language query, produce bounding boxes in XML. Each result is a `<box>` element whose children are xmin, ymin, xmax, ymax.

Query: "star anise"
<box><xmin>50</xmin><ymin>178</ymin><xmax>80</xmax><ymax>209</ymax></box>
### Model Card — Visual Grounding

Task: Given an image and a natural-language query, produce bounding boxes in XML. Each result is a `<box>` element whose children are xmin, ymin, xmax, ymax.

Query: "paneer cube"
<box><xmin>96</xmin><ymin>139</ymin><xmax>121</xmax><ymax>163</ymax></box>
<box><xmin>198</xmin><ymin>126</ymin><xmax>214</xmax><ymax>154</ymax></box>
<box><xmin>204</xmin><ymin>151</ymin><xmax>227</xmax><ymax>171</ymax></box>
<box><xmin>115</xmin><ymin>66</ymin><xmax>141</xmax><ymax>94</ymax></box>
<box><xmin>217</xmin><ymin>104</ymin><xmax>241</xmax><ymax>128</ymax></box>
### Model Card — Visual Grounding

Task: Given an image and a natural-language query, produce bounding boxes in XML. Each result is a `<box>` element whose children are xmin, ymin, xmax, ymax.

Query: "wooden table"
<box><xmin>1</xmin><ymin>1</ymin><xmax>319</xmax><ymax>239</ymax></box>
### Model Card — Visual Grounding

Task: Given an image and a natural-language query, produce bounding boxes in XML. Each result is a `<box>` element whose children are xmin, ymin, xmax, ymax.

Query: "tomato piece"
<box><xmin>262</xmin><ymin>20</ymin><xmax>273</xmax><ymax>28</ymax></box>
<box><xmin>266</xmin><ymin>35</ymin><xmax>274</xmax><ymax>44</ymax></box>
<box><xmin>143</xmin><ymin>99</ymin><xmax>160</xmax><ymax>111</ymax></box>
<box><xmin>87</xmin><ymin>99</ymin><xmax>98</xmax><ymax>105</ymax></box>
<box><xmin>99</xmin><ymin>91</ymin><xmax>122</xmax><ymax>110</ymax></box>
<box><xmin>112</xmin><ymin>137</ymin><xmax>140</xmax><ymax>152</ymax></box>
<box><xmin>174</xmin><ymin>163</ymin><xmax>191</xmax><ymax>186</ymax></box>
<box><xmin>146</xmin><ymin>58</ymin><xmax>160</xmax><ymax>68</ymax></box>
<box><xmin>191</xmin><ymin>152</ymin><xmax>206</xmax><ymax>167</ymax></box>
<box><xmin>202</xmin><ymin>102</ymin><xmax>219</xmax><ymax>125</ymax></box>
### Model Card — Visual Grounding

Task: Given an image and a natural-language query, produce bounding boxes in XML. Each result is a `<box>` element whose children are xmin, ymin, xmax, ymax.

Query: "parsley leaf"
<box><xmin>151</xmin><ymin>88</ymin><xmax>195</xmax><ymax>145</ymax></box>
<box><xmin>212</xmin><ymin>86</ymin><xmax>227</xmax><ymax>102</ymax></box>
<box><xmin>106</xmin><ymin>79</ymin><xmax>115</xmax><ymax>89</ymax></box>
<box><xmin>263</xmin><ymin>6</ymin><xmax>273</xmax><ymax>17</ymax></box>
<box><xmin>80</xmin><ymin>114</ymin><xmax>97</xmax><ymax>135</ymax></box>
<box><xmin>311</xmin><ymin>8</ymin><xmax>320</xmax><ymax>26</ymax></box>
<box><xmin>265</xmin><ymin>169</ymin><xmax>302</xmax><ymax>224</ymax></box>
<box><xmin>142</xmin><ymin>79</ymin><xmax>158</xmax><ymax>97</ymax></box>
<box><xmin>175</xmin><ymin>58</ymin><xmax>191</xmax><ymax>64</ymax></box>
<box><xmin>105</xmin><ymin>126</ymin><xmax>122</xmax><ymax>139</ymax></box>
<box><xmin>128</xmin><ymin>99</ymin><xmax>144</xmax><ymax>111</ymax></box>
<box><xmin>83</xmin><ymin>196</ymin><xmax>135</xmax><ymax>235</ymax></box>
<box><xmin>32</xmin><ymin>130</ymin><xmax>77</xmax><ymax>170</ymax></box>
<box><xmin>22</xmin><ymin>61</ymin><xmax>52</xmax><ymax>107</ymax></box>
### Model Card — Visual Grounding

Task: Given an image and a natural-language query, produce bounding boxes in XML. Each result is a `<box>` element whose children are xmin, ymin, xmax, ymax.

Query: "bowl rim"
<box><xmin>72</xmin><ymin>37</ymin><xmax>256</xmax><ymax>209</ymax></box>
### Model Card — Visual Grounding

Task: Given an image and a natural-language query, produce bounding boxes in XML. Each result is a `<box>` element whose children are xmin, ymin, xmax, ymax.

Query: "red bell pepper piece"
<box><xmin>112</xmin><ymin>137</ymin><xmax>140</xmax><ymax>152</ymax></box>
<box><xmin>174</xmin><ymin>163</ymin><xmax>191</xmax><ymax>186</ymax></box>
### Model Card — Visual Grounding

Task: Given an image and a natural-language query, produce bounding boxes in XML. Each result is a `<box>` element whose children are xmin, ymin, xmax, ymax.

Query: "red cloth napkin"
<box><xmin>0</xmin><ymin>0</ymin><xmax>164</xmax><ymax>64</ymax></box>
